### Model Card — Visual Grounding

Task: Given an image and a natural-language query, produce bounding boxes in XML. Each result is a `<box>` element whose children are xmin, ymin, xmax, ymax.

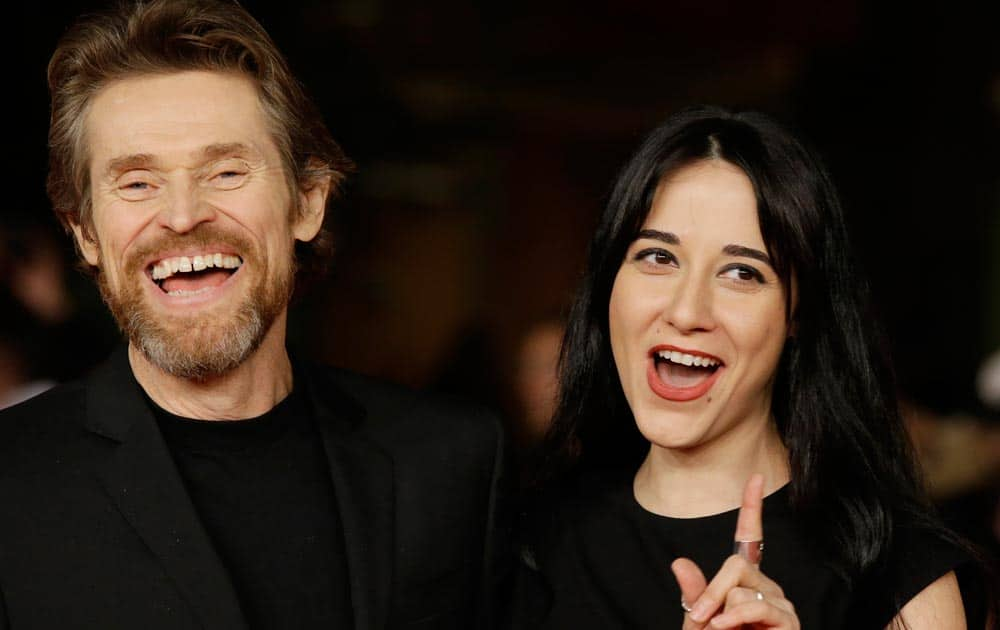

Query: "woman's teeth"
<box><xmin>655</xmin><ymin>350</ymin><xmax>720</xmax><ymax>368</ymax></box>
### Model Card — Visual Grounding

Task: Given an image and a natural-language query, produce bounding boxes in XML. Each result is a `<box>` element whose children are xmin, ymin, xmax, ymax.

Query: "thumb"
<box><xmin>671</xmin><ymin>557</ymin><xmax>707</xmax><ymax>629</ymax></box>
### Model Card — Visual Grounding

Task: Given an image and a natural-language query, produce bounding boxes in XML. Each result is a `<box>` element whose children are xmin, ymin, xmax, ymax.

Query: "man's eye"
<box><xmin>719</xmin><ymin>264</ymin><xmax>764</xmax><ymax>283</ymax></box>
<box><xmin>209</xmin><ymin>169</ymin><xmax>247</xmax><ymax>189</ymax></box>
<box><xmin>208</xmin><ymin>163</ymin><xmax>249</xmax><ymax>190</ymax></box>
<box><xmin>117</xmin><ymin>175</ymin><xmax>157</xmax><ymax>200</ymax></box>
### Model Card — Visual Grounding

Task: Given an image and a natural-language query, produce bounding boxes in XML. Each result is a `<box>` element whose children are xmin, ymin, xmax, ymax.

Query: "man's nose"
<box><xmin>660</xmin><ymin>273</ymin><xmax>715</xmax><ymax>334</ymax></box>
<box><xmin>158</xmin><ymin>181</ymin><xmax>215</xmax><ymax>233</ymax></box>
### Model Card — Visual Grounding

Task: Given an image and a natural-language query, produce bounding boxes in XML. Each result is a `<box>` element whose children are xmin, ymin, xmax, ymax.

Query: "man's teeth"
<box><xmin>165</xmin><ymin>286</ymin><xmax>214</xmax><ymax>297</ymax></box>
<box><xmin>151</xmin><ymin>253</ymin><xmax>242</xmax><ymax>280</ymax></box>
<box><xmin>656</xmin><ymin>350</ymin><xmax>720</xmax><ymax>368</ymax></box>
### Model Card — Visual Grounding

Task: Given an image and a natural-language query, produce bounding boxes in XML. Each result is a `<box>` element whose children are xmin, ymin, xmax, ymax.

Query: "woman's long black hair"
<box><xmin>538</xmin><ymin>105</ymin><xmax>994</xmax><ymax>618</ymax></box>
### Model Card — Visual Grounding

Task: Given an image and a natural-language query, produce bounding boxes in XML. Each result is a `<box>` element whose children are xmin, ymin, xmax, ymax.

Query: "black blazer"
<box><xmin>0</xmin><ymin>348</ymin><xmax>509</xmax><ymax>630</ymax></box>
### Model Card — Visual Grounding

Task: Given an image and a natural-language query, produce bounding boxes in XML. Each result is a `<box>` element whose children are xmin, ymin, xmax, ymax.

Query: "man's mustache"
<box><xmin>124</xmin><ymin>225</ymin><xmax>255</xmax><ymax>275</ymax></box>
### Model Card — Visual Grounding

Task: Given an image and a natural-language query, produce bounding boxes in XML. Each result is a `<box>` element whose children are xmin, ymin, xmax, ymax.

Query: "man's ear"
<box><xmin>71</xmin><ymin>221</ymin><xmax>100</xmax><ymax>266</ymax></box>
<box><xmin>292</xmin><ymin>171</ymin><xmax>331</xmax><ymax>242</ymax></box>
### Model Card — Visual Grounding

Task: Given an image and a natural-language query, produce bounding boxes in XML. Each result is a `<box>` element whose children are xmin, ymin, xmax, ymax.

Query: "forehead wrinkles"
<box><xmin>88</xmin><ymin>74</ymin><xmax>267</xmax><ymax>155</ymax></box>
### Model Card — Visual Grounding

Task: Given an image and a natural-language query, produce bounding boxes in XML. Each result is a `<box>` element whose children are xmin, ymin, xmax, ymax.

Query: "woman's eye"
<box><xmin>633</xmin><ymin>248</ymin><xmax>677</xmax><ymax>272</ymax></box>
<box><xmin>719</xmin><ymin>264</ymin><xmax>764</xmax><ymax>283</ymax></box>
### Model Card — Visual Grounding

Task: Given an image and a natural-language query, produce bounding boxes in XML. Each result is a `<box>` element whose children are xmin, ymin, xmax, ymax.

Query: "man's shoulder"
<box><xmin>0</xmin><ymin>379</ymin><xmax>91</xmax><ymax>472</ymax></box>
<box><xmin>307</xmin><ymin>363</ymin><xmax>504</xmax><ymax>450</ymax></box>
<box><xmin>0</xmin><ymin>377</ymin><xmax>88</xmax><ymax>427</ymax></box>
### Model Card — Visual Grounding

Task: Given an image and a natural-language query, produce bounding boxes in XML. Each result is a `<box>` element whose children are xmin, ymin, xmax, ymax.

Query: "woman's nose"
<box><xmin>661</xmin><ymin>273</ymin><xmax>715</xmax><ymax>334</ymax></box>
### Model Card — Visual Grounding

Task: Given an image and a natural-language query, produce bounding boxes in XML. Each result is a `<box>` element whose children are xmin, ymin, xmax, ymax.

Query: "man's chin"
<box><xmin>100</xmin><ymin>261</ymin><xmax>293</xmax><ymax>381</ymax></box>
<box><xmin>131</xmin><ymin>313</ymin><xmax>266</xmax><ymax>381</ymax></box>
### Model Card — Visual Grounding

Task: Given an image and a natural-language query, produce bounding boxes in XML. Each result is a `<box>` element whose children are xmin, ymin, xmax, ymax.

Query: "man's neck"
<box><xmin>128</xmin><ymin>324</ymin><xmax>294</xmax><ymax>421</ymax></box>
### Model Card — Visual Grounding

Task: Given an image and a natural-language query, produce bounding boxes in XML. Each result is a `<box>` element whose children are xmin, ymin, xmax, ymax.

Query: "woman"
<box><xmin>513</xmin><ymin>106</ymin><xmax>992</xmax><ymax>629</ymax></box>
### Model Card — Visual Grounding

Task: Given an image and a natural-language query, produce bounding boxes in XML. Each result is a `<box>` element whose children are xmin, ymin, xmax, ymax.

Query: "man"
<box><xmin>0</xmin><ymin>1</ymin><xmax>508</xmax><ymax>628</ymax></box>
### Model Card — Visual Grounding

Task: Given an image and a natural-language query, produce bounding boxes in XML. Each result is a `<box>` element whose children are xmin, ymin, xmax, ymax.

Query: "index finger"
<box><xmin>733</xmin><ymin>473</ymin><xmax>764</xmax><ymax>563</ymax></box>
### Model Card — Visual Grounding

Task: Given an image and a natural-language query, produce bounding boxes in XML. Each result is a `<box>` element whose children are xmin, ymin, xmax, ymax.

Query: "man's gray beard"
<box><xmin>123</xmin><ymin>298</ymin><xmax>265</xmax><ymax>381</ymax></box>
<box><xmin>98</xmin><ymin>262</ymin><xmax>292</xmax><ymax>381</ymax></box>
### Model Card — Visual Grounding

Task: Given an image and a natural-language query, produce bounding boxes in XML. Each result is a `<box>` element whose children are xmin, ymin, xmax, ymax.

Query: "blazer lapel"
<box><xmin>304</xmin><ymin>366</ymin><xmax>395</xmax><ymax>630</ymax></box>
<box><xmin>84</xmin><ymin>348</ymin><xmax>248</xmax><ymax>630</ymax></box>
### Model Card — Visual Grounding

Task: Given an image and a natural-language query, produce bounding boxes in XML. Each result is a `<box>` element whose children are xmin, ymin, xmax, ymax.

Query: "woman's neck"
<box><xmin>633</xmin><ymin>419</ymin><xmax>790</xmax><ymax>518</ymax></box>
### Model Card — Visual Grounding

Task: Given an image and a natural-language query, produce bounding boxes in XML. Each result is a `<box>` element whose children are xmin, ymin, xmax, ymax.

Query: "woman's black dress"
<box><xmin>511</xmin><ymin>473</ymin><xmax>979</xmax><ymax>629</ymax></box>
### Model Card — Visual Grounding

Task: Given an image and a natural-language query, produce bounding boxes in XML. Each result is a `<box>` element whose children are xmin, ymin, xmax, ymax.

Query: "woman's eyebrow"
<box><xmin>636</xmin><ymin>229</ymin><xmax>679</xmax><ymax>244</ymax></box>
<box><xmin>723</xmin><ymin>244</ymin><xmax>772</xmax><ymax>266</ymax></box>
<box><xmin>636</xmin><ymin>230</ymin><xmax>772</xmax><ymax>267</ymax></box>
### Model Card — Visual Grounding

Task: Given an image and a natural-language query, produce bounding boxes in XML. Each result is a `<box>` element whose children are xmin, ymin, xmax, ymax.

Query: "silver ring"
<box><xmin>755</xmin><ymin>590</ymin><xmax>765</xmax><ymax>601</ymax></box>
<box><xmin>681</xmin><ymin>598</ymin><xmax>693</xmax><ymax>613</ymax></box>
<box><xmin>733</xmin><ymin>539</ymin><xmax>764</xmax><ymax>564</ymax></box>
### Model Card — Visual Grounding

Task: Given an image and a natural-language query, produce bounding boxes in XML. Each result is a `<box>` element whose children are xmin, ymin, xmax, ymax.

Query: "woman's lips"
<box><xmin>646</xmin><ymin>347</ymin><xmax>724</xmax><ymax>402</ymax></box>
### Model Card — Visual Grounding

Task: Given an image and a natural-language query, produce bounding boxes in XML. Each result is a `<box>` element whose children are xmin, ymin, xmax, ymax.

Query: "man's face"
<box><xmin>76</xmin><ymin>70</ymin><xmax>325</xmax><ymax>379</ymax></box>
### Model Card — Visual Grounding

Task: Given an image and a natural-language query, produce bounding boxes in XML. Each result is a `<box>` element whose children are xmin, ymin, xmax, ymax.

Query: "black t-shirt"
<box><xmin>151</xmin><ymin>388</ymin><xmax>353</xmax><ymax>630</ymax></box>
<box><xmin>520</xmin><ymin>473</ymin><xmax>973</xmax><ymax>629</ymax></box>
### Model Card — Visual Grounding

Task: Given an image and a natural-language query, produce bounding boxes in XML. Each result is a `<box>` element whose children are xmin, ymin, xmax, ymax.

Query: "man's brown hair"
<box><xmin>47</xmin><ymin>0</ymin><xmax>352</xmax><ymax>283</ymax></box>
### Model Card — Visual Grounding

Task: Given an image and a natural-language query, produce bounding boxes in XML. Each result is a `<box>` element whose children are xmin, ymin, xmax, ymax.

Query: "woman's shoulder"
<box><xmin>891</xmin><ymin>519</ymin><xmax>975</xmax><ymax>576</ymax></box>
<box><xmin>851</xmin><ymin>510</ymin><xmax>990</xmax><ymax>627</ymax></box>
<box><xmin>897</xmin><ymin>519</ymin><xmax>990</xmax><ymax>622</ymax></box>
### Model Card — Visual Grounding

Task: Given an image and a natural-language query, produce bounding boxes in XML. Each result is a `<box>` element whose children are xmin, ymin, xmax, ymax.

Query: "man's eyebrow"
<box><xmin>103</xmin><ymin>143</ymin><xmax>260</xmax><ymax>178</ymax></box>
<box><xmin>200</xmin><ymin>142</ymin><xmax>258</xmax><ymax>161</ymax></box>
<box><xmin>105</xmin><ymin>154</ymin><xmax>155</xmax><ymax>177</ymax></box>
<box><xmin>723</xmin><ymin>244</ymin><xmax>772</xmax><ymax>266</ymax></box>
<box><xmin>635</xmin><ymin>229</ymin><xmax>680</xmax><ymax>245</ymax></box>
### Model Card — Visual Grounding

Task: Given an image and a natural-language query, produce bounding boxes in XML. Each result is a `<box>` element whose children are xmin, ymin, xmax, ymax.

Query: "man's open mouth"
<box><xmin>149</xmin><ymin>253</ymin><xmax>243</xmax><ymax>296</ymax></box>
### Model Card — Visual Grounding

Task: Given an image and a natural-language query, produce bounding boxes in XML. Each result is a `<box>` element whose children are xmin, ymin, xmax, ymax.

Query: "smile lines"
<box><xmin>150</xmin><ymin>253</ymin><xmax>242</xmax><ymax>280</ymax></box>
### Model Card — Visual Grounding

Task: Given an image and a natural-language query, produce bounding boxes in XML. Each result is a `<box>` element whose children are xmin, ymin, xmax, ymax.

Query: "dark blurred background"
<box><xmin>7</xmin><ymin>1</ymin><xmax>1000</xmax><ymax>551</ymax></box>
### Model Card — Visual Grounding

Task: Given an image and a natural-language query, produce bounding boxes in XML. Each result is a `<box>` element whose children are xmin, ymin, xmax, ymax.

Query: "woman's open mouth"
<box><xmin>149</xmin><ymin>253</ymin><xmax>243</xmax><ymax>297</ymax></box>
<box><xmin>646</xmin><ymin>346</ymin><xmax>724</xmax><ymax>402</ymax></box>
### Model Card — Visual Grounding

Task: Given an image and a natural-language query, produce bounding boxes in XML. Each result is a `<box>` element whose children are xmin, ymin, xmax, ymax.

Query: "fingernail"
<box><xmin>690</xmin><ymin>600</ymin><xmax>712</xmax><ymax>622</ymax></box>
<box><xmin>710</xmin><ymin>614</ymin><xmax>731</xmax><ymax>628</ymax></box>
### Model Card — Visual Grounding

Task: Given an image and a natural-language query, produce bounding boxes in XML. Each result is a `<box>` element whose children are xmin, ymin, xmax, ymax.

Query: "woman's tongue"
<box><xmin>161</xmin><ymin>269</ymin><xmax>231</xmax><ymax>294</ymax></box>
<box><xmin>656</xmin><ymin>360</ymin><xmax>712</xmax><ymax>388</ymax></box>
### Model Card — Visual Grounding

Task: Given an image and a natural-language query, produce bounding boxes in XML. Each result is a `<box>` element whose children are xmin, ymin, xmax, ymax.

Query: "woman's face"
<box><xmin>608</xmin><ymin>160</ymin><xmax>790</xmax><ymax>452</ymax></box>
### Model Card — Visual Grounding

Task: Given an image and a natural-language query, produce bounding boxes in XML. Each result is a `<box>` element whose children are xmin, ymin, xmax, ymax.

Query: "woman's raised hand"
<box><xmin>670</xmin><ymin>474</ymin><xmax>800</xmax><ymax>629</ymax></box>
